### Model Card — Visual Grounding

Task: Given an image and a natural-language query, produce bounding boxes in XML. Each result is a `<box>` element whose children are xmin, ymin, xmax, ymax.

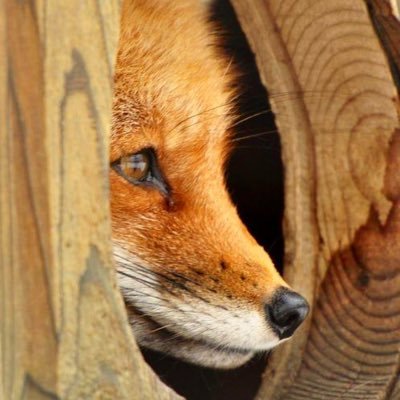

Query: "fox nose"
<box><xmin>266</xmin><ymin>288</ymin><xmax>309</xmax><ymax>339</ymax></box>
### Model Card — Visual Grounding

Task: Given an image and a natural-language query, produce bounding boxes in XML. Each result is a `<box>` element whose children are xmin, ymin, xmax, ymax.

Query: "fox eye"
<box><xmin>120</xmin><ymin>152</ymin><xmax>150</xmax><ymax>181</ymax></box>
<box><xmin>112</xmin><ymin>148</ymin><xmax>169</xmax><ymax>195</ymax></box>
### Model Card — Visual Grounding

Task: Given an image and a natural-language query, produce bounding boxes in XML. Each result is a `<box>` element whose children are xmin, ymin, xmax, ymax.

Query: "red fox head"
<box><xmin>110</xmin><ymin>0</ymin><xmax>309</xmax><ymax>369</ymax></box>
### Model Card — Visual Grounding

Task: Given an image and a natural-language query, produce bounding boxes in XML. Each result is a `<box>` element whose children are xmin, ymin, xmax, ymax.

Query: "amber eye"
<box><xmin>120</xmin><ymin>152</ymin><xmax>150</xmax><ymax>181</ymax></box>
<box><xmin>112</xmin><ymin>148</ymin><xmax>169</xmax><ymax>196</ymax></box>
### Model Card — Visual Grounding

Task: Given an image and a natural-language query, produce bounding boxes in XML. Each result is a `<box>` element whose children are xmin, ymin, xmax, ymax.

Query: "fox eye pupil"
<box><xmin>120</xmin><ymin>153</ymin><xmax>150</xmax><ymax>181</ymax></box>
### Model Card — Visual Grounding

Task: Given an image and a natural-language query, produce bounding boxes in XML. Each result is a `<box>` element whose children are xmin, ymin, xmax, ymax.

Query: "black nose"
<box><xmin>267</xmin><ymin>288</ymin><xmax>309</xmax><ymax>339</ymax></box>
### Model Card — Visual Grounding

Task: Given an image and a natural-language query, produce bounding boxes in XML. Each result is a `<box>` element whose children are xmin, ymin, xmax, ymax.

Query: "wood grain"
<box><xmin>230</xmin><ymin>0</ymin><xmax>400</xmax><ymax>399</ymax></box>
<box><xmin>2</xmin><ymin>2</ymin><xmax>57</xmax><ymax>398</ymax></box>
<box><xmin>0</xmin><ymin>1</ymin><xmax>5</xmax><ymax>396</ymax></box>
<box><xmin>368</xmin><ymin>0</ymin><xmax>400</xmax><ymax>90</ymax></box>
<box><xmin>389</xmin><ymin>0</ymin><xmax>400</xmax><ymax>18</ymax></box>
<box><xmin>1</xmin><ymin>1</ymin><xmax>181</xmax><ymax>399</ymax></box>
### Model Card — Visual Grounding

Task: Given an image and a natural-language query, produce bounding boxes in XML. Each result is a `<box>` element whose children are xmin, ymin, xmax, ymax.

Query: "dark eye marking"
<box><xmin>111</xmin><ymin>148</ymin><xmax>170</xmax><ymax>196</ymax></box>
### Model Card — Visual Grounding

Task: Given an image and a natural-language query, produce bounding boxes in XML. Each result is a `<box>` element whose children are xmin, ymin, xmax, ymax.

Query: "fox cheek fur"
<box><xmin>110</xmin><ymin>0</ymin><xmax>309</xmax><ymax>369</ymax></box>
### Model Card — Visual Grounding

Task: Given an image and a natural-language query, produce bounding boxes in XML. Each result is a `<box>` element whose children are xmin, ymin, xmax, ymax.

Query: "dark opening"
<box><xmin>142</xmin><ymin>1</ymin><xmax>285</xmax><ymax>399</ymax></box>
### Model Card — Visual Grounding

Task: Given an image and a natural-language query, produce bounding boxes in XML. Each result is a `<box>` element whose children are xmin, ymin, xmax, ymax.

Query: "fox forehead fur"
<box><xmin>110</xmin><ymin>0</ymin><xmax>289</xmax><ymax>369</ymax></box>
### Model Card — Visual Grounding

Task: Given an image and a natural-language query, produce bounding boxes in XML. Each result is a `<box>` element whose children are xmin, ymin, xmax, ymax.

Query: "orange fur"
<box><xmin>110</xmin><ymin>0</ymin><xmax>306</xmax><ymax>369</ymax></box>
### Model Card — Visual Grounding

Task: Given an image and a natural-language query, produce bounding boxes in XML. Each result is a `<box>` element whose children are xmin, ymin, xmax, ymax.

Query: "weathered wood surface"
<box><xmin>230</xmin><ymin>0</ymin><xmax>400</xmax><ymax>399</ymax></box>
<box><xmin>368</xmin><ymin>0</ymin><xmax>400</xmax><ymax>90</ymax></box>
<box><xmin>1</xmin><ymin>1</ymin><xmax>180</xmax><ymax>399</ymax></box>
<box><xmin>390</xmin><ymin>0</ymin><xmax>400</xmax><ymax>17</ymax></box>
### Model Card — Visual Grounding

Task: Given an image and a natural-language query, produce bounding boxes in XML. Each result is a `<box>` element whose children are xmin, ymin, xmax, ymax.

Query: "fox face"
<box><xmin>110</xmin><ymin>0</ymin><xmax>309</xmax><ymax>369</ymax></box>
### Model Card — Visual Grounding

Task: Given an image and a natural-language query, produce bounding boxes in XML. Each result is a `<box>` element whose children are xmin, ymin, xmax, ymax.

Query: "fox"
<box><xmin>110</xmin><ymin>0</ymin><xmax>309</xmax><ymax>369</ymax></box>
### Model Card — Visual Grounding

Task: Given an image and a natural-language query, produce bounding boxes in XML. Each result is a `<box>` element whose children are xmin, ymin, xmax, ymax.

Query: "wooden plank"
<box><xmin>230</xmin><ymin>0</ymin><xmax>400</xmax><ymax>399</ymax></box>
<box><xmin>0</xmin><ymin>1</ymin><xmax>5</xmax><ymax>395</ymax></box>
<box><xmin>1</xmin><ymin>1</ymin><xmax>181</xmax><ymax>399</ymax></box>
<box><xmin>1</xmin><ymin>2</ymin><xmax>57</xmax><ymax>398</ymax></box>
<box><xmin>367</xmin><ymin>0</ymin><xmax>400</xmax><ymax>90</ymax></box>
<box><xmin>390</xmin><ymin>0</ymin><xmax>400</xmax><ymax>17</ymax></box>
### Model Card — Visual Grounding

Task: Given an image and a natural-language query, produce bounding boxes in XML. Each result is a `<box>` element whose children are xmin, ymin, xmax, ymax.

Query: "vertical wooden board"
<box><xmin>230</xmin><ymin>0</ymin><xmax>400</xmax><ymax>399</ymax></box>
<box><xmin>0</xmin><ymin>1</ymin><xmax>8</xmax><ymax>399</ymax></box>
<box><xmin>44</xmin><ymin>1</ymin><xmax>181</xmax><ymax>398</ymax></box>
<box><xmin>1</xmin><ymin>1</ymin><xmax>58</xmax><ymax>399</ymax></box>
